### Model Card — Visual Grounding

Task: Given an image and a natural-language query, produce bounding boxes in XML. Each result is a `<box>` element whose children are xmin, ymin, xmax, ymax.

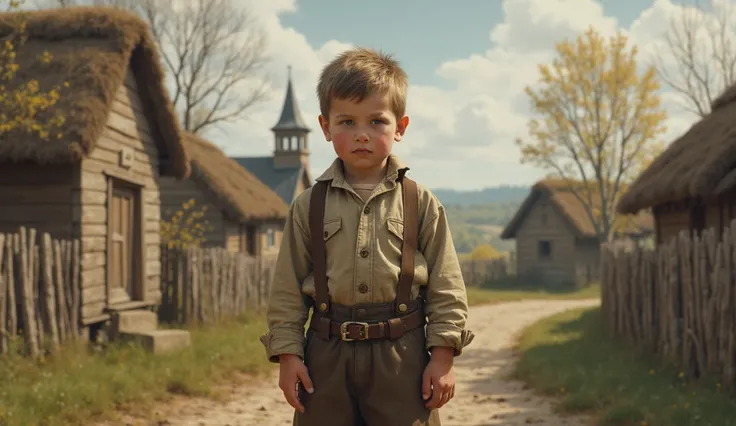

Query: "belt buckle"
<box><xmin>340</xmin><ymin>321</ymin><xmax>369</xmax><ymax>341</ymax></box>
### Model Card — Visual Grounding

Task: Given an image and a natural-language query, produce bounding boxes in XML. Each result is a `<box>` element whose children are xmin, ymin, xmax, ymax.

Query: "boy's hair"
<box><xmin>317</xmin><ymin>47</ymin><xmax>408</xmax><ymax>120</ymax></box>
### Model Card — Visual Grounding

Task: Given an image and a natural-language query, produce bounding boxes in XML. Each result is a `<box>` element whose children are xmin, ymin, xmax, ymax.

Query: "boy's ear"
<box><xmin>318</xmin><ymin>115</ymin><xmax>331</xmax><ymax>141</ymax></box>
<box><xmin>394</xmin><ymin>115</ymin><xmax>410</xmax><ymax>142</ymax></box>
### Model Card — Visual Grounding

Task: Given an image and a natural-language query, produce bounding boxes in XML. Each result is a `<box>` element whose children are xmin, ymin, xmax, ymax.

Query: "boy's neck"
<box><xmin>342</xmin><ymin>159</ymin><xmax>389</xmax><ymax>186</ymax></box>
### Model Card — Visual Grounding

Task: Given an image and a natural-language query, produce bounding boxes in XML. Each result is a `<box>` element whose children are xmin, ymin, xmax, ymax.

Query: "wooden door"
<box><xmin>240</xmin><ymin>224</ymin><xmax>256</xmax><ymax>255</ymax></box>
<box><xmin>108</xmin><ymin>186</ymin><xmax>136</xmax><ymax>305</ymax></box>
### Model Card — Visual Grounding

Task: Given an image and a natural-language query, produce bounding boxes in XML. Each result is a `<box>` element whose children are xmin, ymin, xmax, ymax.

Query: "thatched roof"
<box><xmin>0</xmin><ymin>7</ymin><xmax>189</xmax><ymax>178</ymax></box>
<box><xmin>617</xmin><ymin>83</ymin><xmax>736</xmax><ymax>214</ymax></box>
<box><xmin>501</xmin><ymin>179</ymin><xmax>654</xmax><ymax>240</ymax></box>
<box><xmin>183</xmin><ymin>132</ymin><xmax>288</xmax><ymax>222</ymax></box>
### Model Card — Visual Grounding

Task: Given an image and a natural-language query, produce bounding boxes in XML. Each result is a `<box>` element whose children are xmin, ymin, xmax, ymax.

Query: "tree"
<box><xmin>160</xmin><ymin>198</ymin><xmax>212</xmax><ymax>250</ymax></box>
<box><xmin>42</xmin><ymin>0</ymin><xmax>270</xmax><ymax>135</ymax></box>
<box><xmin>653</xmin><ymin>0</ymin><xmax>736</xmax><ymax>118</ymax></box>
<box><xmin>517</xmin><ymin>26</ymin><xmax>668</xmax><ymax>242</ymax></box>
<box><xmin>1</xmin><ymin>0</ymin><xmax>67</xmax><ymax>141</ymax></box>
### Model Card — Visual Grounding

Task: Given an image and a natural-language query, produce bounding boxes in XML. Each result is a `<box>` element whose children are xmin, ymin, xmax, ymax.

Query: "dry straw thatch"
<box><xmin>502</xmin><ymin>179</ymin><xmax>653</xmax><ymax>239</ymax></box>
<box><xmin>183</xmin><ymin>132</ymin><xmax>289</xmax><ymax>222</ymax></box>
<box><xmin>0</xmin><ymin>6</ymin><xmax>189</xmax><ymax>178</ymax></box>
<box><xmin>617</xmin><ymin>83</ymin><xmax>736</xmax><ymax>215</ymax></box>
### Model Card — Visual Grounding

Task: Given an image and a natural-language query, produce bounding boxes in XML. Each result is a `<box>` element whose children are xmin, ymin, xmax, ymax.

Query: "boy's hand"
<box><xmin>278</xmin><ymin>354</ymin><xmax>314</xmax><ymax>413</ymax></box>
<box><xmin>422</xmin><ymin>346</ymin><xmax>455</xmax><ymax>409</ymax></box>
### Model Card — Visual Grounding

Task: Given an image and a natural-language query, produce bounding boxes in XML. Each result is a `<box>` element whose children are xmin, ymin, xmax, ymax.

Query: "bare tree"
<box><xmin>40</xmin><ymin>0</ymin><xmax>270</xmax><ymax>135</ymax></box>
<box><xmin>653</xmin><ymin>0</ymin><xmax>736</xmax><ymax>117</ymax></box>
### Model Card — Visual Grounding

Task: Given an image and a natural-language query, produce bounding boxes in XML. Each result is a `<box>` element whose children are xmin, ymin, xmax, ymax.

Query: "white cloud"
<box><xmin>211</xmin><ymin>0</ymin><xmax>722</xmax><ymax>190</ymax></box>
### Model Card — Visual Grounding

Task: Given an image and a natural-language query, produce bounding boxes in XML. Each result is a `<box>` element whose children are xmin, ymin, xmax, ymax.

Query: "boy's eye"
<box><xmin>340</xmin><ymin>119</ymin><xmax>354</xmax><ymax>125</ymax></box>
<box><xmin>371</xmin><ymin>119</ymin><xmax>385</xmax><ymax>125</ymax></box>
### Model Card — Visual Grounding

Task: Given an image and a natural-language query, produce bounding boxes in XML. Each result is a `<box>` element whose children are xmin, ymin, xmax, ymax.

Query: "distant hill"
<box><xmin>430</xmin><ymin>185</ymin><xmax>531</xmax><ymax>254</ymax></box>
<box><xmin>431</xmin><ymin>185</ymin><xmax>530</xmax><ymax>206</ymax></box>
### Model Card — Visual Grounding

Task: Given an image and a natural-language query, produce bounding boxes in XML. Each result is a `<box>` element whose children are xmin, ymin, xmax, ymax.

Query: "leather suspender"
<box><xmin>308</xmin><ymin>176</ymin><xmax>419</xmax><ymax>316</ymax></box>
<box><xmin>308</xmin><ymin>180</ymin><xmax>330</xmax><ymax>314</ymax></box>
<box><xmin>395</xmin><ymin>177</ymin><xmax>418</xmax><ymax>314</ymax></box>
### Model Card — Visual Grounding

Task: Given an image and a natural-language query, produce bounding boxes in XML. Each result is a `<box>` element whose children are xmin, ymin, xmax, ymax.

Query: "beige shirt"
<box><xmin>260</xmin><ymin>155</ymin><xmax>473</xmax><ymax>362</ymax></box>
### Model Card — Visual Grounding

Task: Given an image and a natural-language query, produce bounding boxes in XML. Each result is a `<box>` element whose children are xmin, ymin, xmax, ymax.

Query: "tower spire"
<box><xmin>271</xmin><ymin>65</ymin><xmax>310</xmax><ymax>133</ymax></box>
<box><xmin>271</xmin><ymin>66</ymin><xmax>311</xmax><ymax>170</ymax></box>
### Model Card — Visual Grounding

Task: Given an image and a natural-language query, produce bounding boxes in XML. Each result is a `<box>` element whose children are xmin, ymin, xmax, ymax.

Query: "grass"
<box><xmin>465</xmin><ymin>278</ymin><xmax>600</xmax><ymax>306</ymax></box>
<box><xmin>0</xmin><ymin>313</ymin><xmax>271</xmax><ymax>426</ymax></box>
<box><xmin>513</xmin><ymin>307</ymin><xmax>736</xmax><ymax>426</ymax></box>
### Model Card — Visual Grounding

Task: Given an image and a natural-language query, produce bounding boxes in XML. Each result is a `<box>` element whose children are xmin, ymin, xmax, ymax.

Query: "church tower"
<box><xmin>271</xmin><ymin>66</ymin><xmax>310</xmax><ymax>170</ymax></box>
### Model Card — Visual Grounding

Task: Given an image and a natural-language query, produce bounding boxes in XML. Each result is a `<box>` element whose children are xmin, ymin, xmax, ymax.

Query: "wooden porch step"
<box><xmin>105</xmin><ymin>300</ymin><xmax>155</xmax><ymax>312</ymax></box>
<box><xmin>110</xmin><ymin>310</ymin><xmax>158</xmax><ymax>339</ymax></box>
<box><xmin>122</xmin><ymin>329</ymin><xmax>191</xmax><ymax>355</ymax></box>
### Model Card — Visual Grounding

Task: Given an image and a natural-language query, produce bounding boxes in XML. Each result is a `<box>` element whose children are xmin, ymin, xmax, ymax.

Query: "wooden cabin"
<box><xmin>617</xmin><ymin>83</ymin><xmax>736</xmax><ymax>246</ymax></box>
<box><xmin>501</xmin><ymin>180</ymin><xmax>653</xmax><ymax>286</ymax></box>
<box><xmin>160</xmin><ymin>132</ymin><xmax>289</xmax><ymax>256</ymax></box>
<box><xmin>0</xmin><ymin>8</ymin><xmax>190</xmax><ymax>327</ymax></box>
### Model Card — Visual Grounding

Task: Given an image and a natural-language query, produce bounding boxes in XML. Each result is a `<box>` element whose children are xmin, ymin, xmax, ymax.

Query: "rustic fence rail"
<box><xmin>159</xmin><ymin>246</ymin><xmax>277</xmax><ymax>325</ymax></box>
<box><xmin>601</xmin><ymin>221</ymin><xmax>736</xmax><ymax>389</ymax></box>
<box><xmin>460</xmin><ymin>254</ymin><xmax>515</xmax><ymax>287</ymax></box>
<box><xmin>0</xmin><ymin>227</ymin><xmax>81</xmax><ymax>359</ymax></box>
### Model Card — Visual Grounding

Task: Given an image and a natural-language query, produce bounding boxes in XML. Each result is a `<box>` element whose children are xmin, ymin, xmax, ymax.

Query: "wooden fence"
<box><xmin>0</xmin><ymin>227</ymin><xmax>81</xmax><ymax>359</ymax></box>
<box><xmin>460</xmin><ymin>254</ymin><xmax>515</xmax><ymax>287</ymax></box>
<box><xmin>159</xmin><ymin>246</ymin><xmax>277</xmax><ymax>325</ymax></box>
<box><xmin>601</xmin><ymin>222</ymin><xmax>736</xmax><ymax>389</ymax></box>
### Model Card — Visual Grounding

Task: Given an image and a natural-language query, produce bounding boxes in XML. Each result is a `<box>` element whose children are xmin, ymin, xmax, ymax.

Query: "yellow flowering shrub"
<box><xmin>160</xmin><ymin>198</ymin><xmax>212</xmax><ymax>250</ymax></box>
<box><xmin>0</xmin><ymin>0</ymin><xmax>68</xmax><ymax>141</ymax></box>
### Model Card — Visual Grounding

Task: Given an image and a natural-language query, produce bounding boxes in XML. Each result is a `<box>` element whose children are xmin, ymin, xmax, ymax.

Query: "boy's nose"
<box><xmin>354</xmin><ymin>132</ymin><xmax>369</xmax><ymax>142</ymax></box>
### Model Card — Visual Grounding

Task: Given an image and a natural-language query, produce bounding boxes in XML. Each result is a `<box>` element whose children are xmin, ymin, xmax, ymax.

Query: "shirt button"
<box><xmin>360</xmin><ymin>249</ymin><xmax>369</xmax><ymax>258</ymax></box>
<box><xmin>364</xmin><ymin>206</ymin><xmax>371</xmax><ymax>214</ymax></box>
<box><xmin>358</xmin><ymin>283</ymin><xmax>368</xmax><ymax>293</ymax></box>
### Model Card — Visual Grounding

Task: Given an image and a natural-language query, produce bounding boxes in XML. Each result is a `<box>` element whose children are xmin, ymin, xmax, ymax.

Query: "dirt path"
<box><xmin>108</xmin><ymin>299</ymin><xmax>599</xmax><ymax>426</ymax></box>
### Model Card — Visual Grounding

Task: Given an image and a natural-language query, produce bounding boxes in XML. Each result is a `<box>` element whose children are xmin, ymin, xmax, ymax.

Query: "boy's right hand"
<box><xmin>278</xmin><ymin>354</ymin><xmax>314</xmax><ymax>413</ymax></box>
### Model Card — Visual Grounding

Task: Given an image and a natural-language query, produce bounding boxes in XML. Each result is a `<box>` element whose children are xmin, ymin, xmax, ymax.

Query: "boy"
<box><xmin>260</xmin><ymin>47</ymin><xmax>474</xmax><ymax>426</ymax></box>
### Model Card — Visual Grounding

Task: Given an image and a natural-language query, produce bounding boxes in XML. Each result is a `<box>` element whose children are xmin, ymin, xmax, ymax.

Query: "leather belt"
<box><xmin>310</xmin><ymin>309</ymin><xmax>425</xmax><ymax>341</ymax></box>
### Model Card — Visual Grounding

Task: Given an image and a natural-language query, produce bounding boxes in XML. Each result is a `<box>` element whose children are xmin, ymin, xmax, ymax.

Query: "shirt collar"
<box><xmin>315</xmin><ymin>154</ymin><xmax>410</xmax><ymax>186</ymax></box>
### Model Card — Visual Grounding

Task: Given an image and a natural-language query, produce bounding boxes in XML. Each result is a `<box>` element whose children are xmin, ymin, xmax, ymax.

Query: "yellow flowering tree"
<box><xmin>1</xmin><ymin>0</ymin><xmax>68</xmax><ymax>141</ymax></box>
<box><xmin>160</xmin><ymin>198</ymin><xmax>212</xmax><ymax>250</ymax></box>
<box><xmin>516</xmin><ymin>26</ymin><xmax>668</xmax><ymax>242</ymax></box>
<box><xmin>470</xmin><ymin>244</ymin><xmax>502</xmax><ymax>261</ymax></box>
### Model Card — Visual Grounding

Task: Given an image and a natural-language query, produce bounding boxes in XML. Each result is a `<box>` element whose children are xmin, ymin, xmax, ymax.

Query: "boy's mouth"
<box><xmin>353</xmin><ymin>148</ymin><xmax>372</xmax><ymax>153</ymax></box>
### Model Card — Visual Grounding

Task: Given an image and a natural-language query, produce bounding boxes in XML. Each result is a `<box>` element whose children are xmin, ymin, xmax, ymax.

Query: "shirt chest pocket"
<box><xmin>386</xmin><ymin>217</ymin><xmax>404</xmax><ymax>253</ymax></box>
<box><xmin>322</xmin><ymin>218</ymin><xmax>342</xmax><ymax>242</ymax></box>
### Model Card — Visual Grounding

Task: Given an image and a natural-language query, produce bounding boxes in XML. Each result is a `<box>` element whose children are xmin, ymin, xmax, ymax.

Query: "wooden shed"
<box><xmin>0</xmin><ymin>8</ymin><xmax>190</xmax><ymax>326</ymax></box>
<box><xmin>617</xmin><ymin>83</ymin><xmax>736</xmax><ymax>246</ymax></box>
<box><xmin>501</xmin><ymin>179</ymin><xmax>653</xmax><ymax>286</ymax></box>
<box><xmin>160</xmin><ymin>132</ymin><xmax>289</xmax><ymax>256</ymax></box>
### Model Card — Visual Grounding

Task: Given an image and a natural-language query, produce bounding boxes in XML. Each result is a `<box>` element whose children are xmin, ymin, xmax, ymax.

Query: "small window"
<box><xmin>267</xmin><ymin>229</ymin><xmax>275</xmax><ymax>247</ymax></box>
<box><xmin>538</xmin><ymin>240</ymin><xmax>552</xmax><ymax>259</ymax></box>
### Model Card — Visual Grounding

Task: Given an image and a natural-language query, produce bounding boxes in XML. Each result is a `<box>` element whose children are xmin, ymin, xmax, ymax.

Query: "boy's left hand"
<box><xmin>422</xmin><ymin>346</ymin><xmax>455</xmax><ymax>409</ymax></box>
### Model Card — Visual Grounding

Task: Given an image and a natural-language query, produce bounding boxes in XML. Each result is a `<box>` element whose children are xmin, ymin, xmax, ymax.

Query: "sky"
<box><xmin>202</xmin><ymin>0</ymin><xmax>721</xmax><ymax>191</ymax></box>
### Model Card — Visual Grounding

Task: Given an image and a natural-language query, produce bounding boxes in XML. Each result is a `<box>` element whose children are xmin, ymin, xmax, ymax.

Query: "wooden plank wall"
<box><xmin>0</xmin><ymin>164</ymin><xmax>74</xmax><ymax>239</ymax></box>
<box><xmin>515</xmin><ymin>196</ymin><xmax>576</xmax><ymax>285</ymax></box>
<box><xmin>75</xmin><ymin>68</ymin><xmax>164</xmax><ymax>321</ymax></box>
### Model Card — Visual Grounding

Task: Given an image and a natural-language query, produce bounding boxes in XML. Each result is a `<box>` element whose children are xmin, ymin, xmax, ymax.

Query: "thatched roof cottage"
<box><xmin>502</xmin><ymin>179</ymin><xmax>653</xmax><ymax>286</ymax></box>
<box><xmin>617</xmin><ymin>83</ymin><xmax>736</xmax><ymax>246</ymax></box>
<box><xmin>0</xmin><ymin>7</ymin><xmax>189</xmax><ymax>328</ymax></box>
<box><xmin>160</xmin><ymin>132</ymin><xmax>288</xmax><ymax>256</ymax></box>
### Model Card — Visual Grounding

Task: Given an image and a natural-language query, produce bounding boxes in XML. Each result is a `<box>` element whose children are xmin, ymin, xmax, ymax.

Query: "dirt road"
<box><xmin>112</xmin><ymin>299</ymin><xmax>599</xmax><ymax>425</ymax></box>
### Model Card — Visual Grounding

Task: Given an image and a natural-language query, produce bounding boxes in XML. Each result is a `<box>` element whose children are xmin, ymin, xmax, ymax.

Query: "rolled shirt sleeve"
<box><xmin>259</xmin><ymin>200</ymin><xmax>313</xmax><ymax>363</ymax></box>
<box><xmin>419</xmin><ymin>200</ymin><xmax>475</xmax><ymax>356</ymax></box>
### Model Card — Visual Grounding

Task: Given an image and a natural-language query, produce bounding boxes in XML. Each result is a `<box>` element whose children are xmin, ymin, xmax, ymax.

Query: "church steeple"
<box><xmin>272</xmin><ymin>66</ymin><xmax>310</xmax><ymax>170</ymax></box>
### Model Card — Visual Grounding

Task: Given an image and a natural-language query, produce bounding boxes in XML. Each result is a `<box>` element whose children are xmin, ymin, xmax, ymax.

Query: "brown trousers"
<box><xmin>293</xmin><ymin>300</ymin><xmax>442</xmax><ymax>426</ymax></box>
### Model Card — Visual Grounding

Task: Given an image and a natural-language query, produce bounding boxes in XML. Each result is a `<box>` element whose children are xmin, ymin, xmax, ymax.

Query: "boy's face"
<box><xmin>318</xmin><ymin>92</ymin><xmax>409</xmax><ymax>179</ymax></box>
